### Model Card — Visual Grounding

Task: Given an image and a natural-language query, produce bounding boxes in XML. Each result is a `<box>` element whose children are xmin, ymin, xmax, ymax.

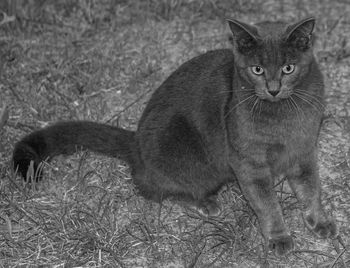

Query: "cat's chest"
<box><xmin>236</xmin><ymin>104</ymin><xmax>321</xmax><ymax>144</ymax></box>
<box><xmin>252</xmin><ymin>119</ymin><xmax>311</xmax><ymax>145</ymax></box>
<box><xmin>232</xmin><ymin>110</ymin><xmax>321</xmax><ymax>172</ymax></box>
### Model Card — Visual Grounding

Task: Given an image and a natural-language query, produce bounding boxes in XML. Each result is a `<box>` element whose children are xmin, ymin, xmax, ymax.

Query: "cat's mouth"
<box><xmin>260</xmin><ymin>90</ymin><xmax>292</xmax><ymax>102</ymax></box>
<box><xmin>265</xmin><ymin>96</ymin><xmax>281</xmax><ymax>102</ymax></box>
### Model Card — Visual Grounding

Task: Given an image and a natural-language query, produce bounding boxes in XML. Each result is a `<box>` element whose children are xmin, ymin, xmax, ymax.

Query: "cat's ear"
<box><xmin>284</xmin><ymin>17</ymin><xmax>315</xmax><ymax>51</ymax></box>
<box><xmin>227</xmin><ymin>19</ymin><xmax>260</xmax><ymax>54</ymax></box>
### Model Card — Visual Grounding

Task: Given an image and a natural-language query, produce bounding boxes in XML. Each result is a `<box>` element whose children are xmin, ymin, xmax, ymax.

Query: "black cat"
<box><xmin>12</xmin><ymin>17</ymin><xmax>337</xmax><ymax>256</ymax></box>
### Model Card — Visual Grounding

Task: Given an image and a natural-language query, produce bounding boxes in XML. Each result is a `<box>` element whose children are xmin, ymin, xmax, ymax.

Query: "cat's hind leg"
<box><xmin>192</xmin><ymin>196</ymin><xmax>222</xmax><ymax>217</ymax></box>
<box><xmin>138</xmin><ymin>114</ymin><xmax>227</xmax><ymax>216</ymax></box>
<box><xmin>135</xmin><ymin>165</ymin><xmax>225</xmax><ymax>217</ymax></box>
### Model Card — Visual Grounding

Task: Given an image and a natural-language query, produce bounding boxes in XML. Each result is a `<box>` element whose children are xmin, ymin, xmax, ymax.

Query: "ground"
<box><xmin>0</xmin><ymin>0</ymin><xmax>350</xmax><ymax>267</ymax></box>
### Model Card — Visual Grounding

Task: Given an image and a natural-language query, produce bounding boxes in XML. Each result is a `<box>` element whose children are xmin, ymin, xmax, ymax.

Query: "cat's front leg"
<box><xmin>287</xmin><ymin>154</ymin><xmax>337</xmax><ymax>239</ymax></box>
<box><xmin>237</xmin><ymin>162</ymin><xmax>293</xmax><ymax>256</ymax></box>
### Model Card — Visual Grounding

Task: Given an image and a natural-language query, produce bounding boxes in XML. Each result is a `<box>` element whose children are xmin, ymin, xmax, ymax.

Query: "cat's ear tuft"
<box><xmin>227</xmin><ymin>19</ymin><xmax>260</xmax><ymax>54</ymax></box>
<box><xmin>285</xmin><ymin>17</ymin><xmax>315</xmax><ymax>51</ymax></box>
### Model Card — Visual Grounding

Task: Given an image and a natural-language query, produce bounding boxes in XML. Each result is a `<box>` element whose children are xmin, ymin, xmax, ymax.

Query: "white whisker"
<box><xmin>294</xmin><ymin>89</ymin><xmax>325</xmax><ymax>110</ymax></box>
<box><xmin>289</xmin><ymin>95</ymin><xmax>306</xmax><ymax>133</ymax></box>
<box><xmin>250</xmin><ymin>97</ymin><xmax>260</xmax><ymax>123</ymax></box>
<box><xmin>293</xmin><ymin>93</ymin><xmax>324</xmax><ymax>114</ymax></box>
<box><xmin>215</xmin><ymin>89</ymin><xmax>255</xmax><ymax>95</ymax></box>
<box><xmin>224</xmin><ymin>94</ymin><xmax>256</xmax><ymax>118</ymax></box>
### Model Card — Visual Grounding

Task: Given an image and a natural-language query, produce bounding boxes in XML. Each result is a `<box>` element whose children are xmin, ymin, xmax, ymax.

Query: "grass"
<box><xmin>1</xmin><ymin>0</ymin><xmax>350</xmax><ymax>267</ymax></box>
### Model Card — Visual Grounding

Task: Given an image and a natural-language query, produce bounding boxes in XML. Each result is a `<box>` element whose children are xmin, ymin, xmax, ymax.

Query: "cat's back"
<box><xmin>136</xmin><ymin>48</ymin><xmax>234</xmax><ymax>174</ymax></box>
<box><xmin>139</xmin><ymin>49</ymin><xmax>234</xmax><ymax>123</ymax></box>
<box><xmin>161</xmin><ymin>49</ymin><xmax>234</xmax><ymax>89</ymax></box>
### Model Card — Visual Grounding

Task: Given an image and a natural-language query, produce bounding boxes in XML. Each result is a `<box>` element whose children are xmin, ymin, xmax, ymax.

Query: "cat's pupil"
<box><xmin>253</xmin><ymin>66</ymin><xmax>263</xmax><ymax>74</ymax></box>
<box><xmin>282</xmin><ymin>64</ymin><xmax>295</xmax><ymax>74</ymax></box>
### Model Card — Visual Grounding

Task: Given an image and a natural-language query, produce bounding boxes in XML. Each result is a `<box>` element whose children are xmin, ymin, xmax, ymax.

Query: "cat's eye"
<box><xmin>282</xmin><ymin>64</ymin><xmax>295</xmax><ymax>74</ymax></box>
<box><xmin>251</xmin><ymin>66</ymin><xmax>264</xmax><ymax>75</ymax></box>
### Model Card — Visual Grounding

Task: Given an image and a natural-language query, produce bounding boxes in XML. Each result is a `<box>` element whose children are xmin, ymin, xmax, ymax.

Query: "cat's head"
<box><xmin>228</xmin><ymin>17</ymin><xmax>316</xmax><ymax>102</ymax></box>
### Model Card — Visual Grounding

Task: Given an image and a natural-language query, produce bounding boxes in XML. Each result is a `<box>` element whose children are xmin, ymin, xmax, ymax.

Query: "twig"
<box><xmin>202</xmin><ymin>245</ymin><xmax>228</xmax><ymax>268</ymax></box>
<box><xmin>6</xmin><ymin>83</ymin><xmax>25</xmax><ymax>103</ymax></box>
<box><xmin>0</xmin><ymin>11</ymin><xmax>15</xmax><ymax>27</ymax></box>
<box><xmin>330</xmin><ymin>235</ymin><xmax>348</xmax><ymax>268</ymax></box>
<box><xmin>291</xmin><ymin>249</ymin><xmax>333</xmax><ymax>258</ymax></box>
<box><xmin>326</xmin><ymin>15</ymin><xmax>344</xmax><ymax>35</ymax></box>
<box><xmin>187</xmin><ymin>240</ymin><xmax>207</xmax><ymax>268</ymax></box>
<box><xmin>19</xmin><ymin>16</ymin><xmax>81</xmax><ymax>30</ymax></box>
<box><xmin>0</xmin><ymin>104</ymin><xmax>9</xmax><ymax>130</ymax></box>
<box><xmin>7</xmin><ymin>121</ymin><xmax>37</xmax><ymax>132</ymax></box>
<box><xmin>6</xmin><ymin>199</ymin><xmax>40</xmax><ymax>226</ymax></box>
<box><xmin>83</xmin><ymin>86</ymin><xmax>119</xmax><ymax>99</ymax></box>
<box><xmin>329</xmin><ymin>248</ymin><xmax>347</xmax><ymax>268</ymax></box>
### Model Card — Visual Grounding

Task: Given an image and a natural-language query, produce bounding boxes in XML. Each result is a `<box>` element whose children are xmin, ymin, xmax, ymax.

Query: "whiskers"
<box><xmin>224</xmin><ymin>88</ymin><xmax>263</xmax><ymax>121</ymax></box>
<box><xmin>285</xmin><ymin>89</ymin><xmax>324</xmax><ymax>133</ymax></box>
<box><xmin>250</xmin><ymin>96</ymin><xmax>262</xmax><ymax>123</ymax></box>
<box><xmin>288</xmin><ymin>95</ymin><xmax>306</xmax><ymax>132</ymax></box>
<box><xmin>216</xmin><ymin>88</ymin><xmax>256</xmax><ymax>95</ymax></box>
<box><xmin>224</xmin><ymin>94</ymin><xmax>256</xmax><ymax>119</ymax></box>
<box><xmin>223</xmin><ymin>88</ymin><xmax>324</xmax><ymax>128</ymax></box>
<box><xmin>292</xmin><ymin>89</ymin><xmax>325</xmax><ymax>114</ymax></box>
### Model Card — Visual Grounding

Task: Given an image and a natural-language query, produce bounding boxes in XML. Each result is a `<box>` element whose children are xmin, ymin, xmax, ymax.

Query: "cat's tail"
<box><xmin>12</xmin><ymin>121</ymin><xmax>137</xmax><ymax>180</ymax></box>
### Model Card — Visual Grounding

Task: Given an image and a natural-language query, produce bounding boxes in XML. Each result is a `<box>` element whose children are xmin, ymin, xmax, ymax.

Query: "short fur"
<box><xmin>12</xmin><ymin>17</ymin><xmax>336</xmax><ymax>256</ymax></box>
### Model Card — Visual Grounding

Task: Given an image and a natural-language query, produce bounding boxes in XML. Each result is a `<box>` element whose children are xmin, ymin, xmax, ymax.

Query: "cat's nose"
<box><xmin>267</xmin><ymin>80</ymin><xmax>280</xmax><ymax>97</ymax></box>
<box><xmin>268</xmin><ymin>90</ymin><xmax>280</xmax><ymax>97</ymax></box>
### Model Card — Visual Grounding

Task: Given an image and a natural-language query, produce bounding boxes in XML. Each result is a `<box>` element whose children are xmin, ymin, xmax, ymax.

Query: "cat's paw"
<box><xmin>304</xmin><ymin>213</ymin><xmax>337</xmax><ymax>239</ymax></box>
<box><xmin>195</xmin><ymin>198</ymin><xmax>221</xmax><ymax>217</ymax></box>
<box><xmin>268</xmin><ymin>234</ymin><xmax>294</xmax><ymax>256</ymax></box>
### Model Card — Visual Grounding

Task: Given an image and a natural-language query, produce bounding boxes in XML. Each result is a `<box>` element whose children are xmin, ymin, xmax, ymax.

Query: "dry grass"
<box><xmin>1</xmin><ymin>0</ymin><xmax>350</xmax><ymax>267</ymax></box>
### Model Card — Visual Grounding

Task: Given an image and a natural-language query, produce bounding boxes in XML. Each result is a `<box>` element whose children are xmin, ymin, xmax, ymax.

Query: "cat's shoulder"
<box><xmin>167</xmin><ymin>49</ymin><xmax>234</xmax><ymax>81</ymax></box>
<box><xmin>185</xmin><ymin>49</ymin><xmax>234</xmax><ymax>67</ymax></box>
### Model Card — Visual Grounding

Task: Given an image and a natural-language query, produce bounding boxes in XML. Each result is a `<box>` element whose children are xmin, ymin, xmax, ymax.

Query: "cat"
<box><xmin>12</xmin><ymin>17</ymin><xmax>337</xmax><ymax>256</ymax></box>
